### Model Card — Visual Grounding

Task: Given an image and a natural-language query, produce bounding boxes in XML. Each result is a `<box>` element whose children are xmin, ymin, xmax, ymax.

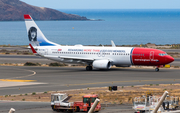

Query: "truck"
<box><xmin>51</xmin><ymin>93</ymin><xmax>101</xmax><ymax>112</ymax></box>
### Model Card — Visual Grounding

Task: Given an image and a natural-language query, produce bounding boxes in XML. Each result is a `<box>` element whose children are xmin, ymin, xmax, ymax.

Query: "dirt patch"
<box><xmin>1</xmin><ymin>84</ymin><xmax>180</xmax><ymax>105</ymax></box>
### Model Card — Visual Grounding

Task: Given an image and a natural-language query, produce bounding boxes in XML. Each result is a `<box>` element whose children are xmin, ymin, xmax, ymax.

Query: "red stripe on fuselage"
<box><xmin>131</xmin><ymin>48</ymin><xmax>172</xmax><ymax>66</ymax></box>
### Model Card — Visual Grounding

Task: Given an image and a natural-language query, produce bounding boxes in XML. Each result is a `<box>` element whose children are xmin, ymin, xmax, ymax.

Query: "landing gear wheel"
<box><xmin>86</xmin><ymin>66</ymin><xmax>93</xmax><ymax>71</ymax></box>
<box><xmin>155</xmin><ymin>68</ymin><xmax>159</xmax><ymax>72</ymax></box>
<box><xmin>86</xmin><ymin>66</ymin><xmax>89</xmax><ymax>71</ymax></box>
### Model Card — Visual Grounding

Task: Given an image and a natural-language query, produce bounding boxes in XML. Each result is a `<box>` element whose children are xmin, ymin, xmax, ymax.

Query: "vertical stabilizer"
<box><xmin>24</xmin><ymin>14</ymin><xmax>59</xmax><ymax>46</ymax></box>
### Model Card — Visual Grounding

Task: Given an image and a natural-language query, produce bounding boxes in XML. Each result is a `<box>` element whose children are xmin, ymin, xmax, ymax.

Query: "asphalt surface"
<box><xmin>1</xmin><ymin>66</ymin><xmax>180</xmax><ymax>96</ymax></box>
<box><xmin>161</xmin><ymin>49</ymin><xmax>180</xmax><ymax>53</ymax></box>
<box><xmin>0</xmin><ymin>66</ymin><xmax>180</xmax><ymax>113</ymax></box>
<box><xmin>0</xmin><ymin>101</ymin><xmax>133</xmax><ymax>113</ymax></box>
<box><xmin>0</xmin><ymin>55</ymin><xmax>52</xmax><ymax>64</ymax></box>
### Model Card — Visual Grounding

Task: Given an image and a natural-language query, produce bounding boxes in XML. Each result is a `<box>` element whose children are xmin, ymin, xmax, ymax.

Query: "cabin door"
<box><xmin>150</xmin><ymin>51</ymin><xmax>154</xmax><ymax>60</ymax></box>
<box><xmin>149</xmin><ymin>51</ymin><xmax>154</xmax><ymax>64</ymax></box>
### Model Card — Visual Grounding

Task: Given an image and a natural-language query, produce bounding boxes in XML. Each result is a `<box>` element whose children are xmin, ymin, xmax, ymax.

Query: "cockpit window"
<box><xmin>159</xmin><ymin>53</ymin><xmax>168</xmax><ymax>56</ymax></box>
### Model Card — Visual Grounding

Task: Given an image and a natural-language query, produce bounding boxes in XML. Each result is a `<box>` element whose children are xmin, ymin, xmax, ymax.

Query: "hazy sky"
<box><xmin>20</xmin><ymin>0</ymin><xmax>180</xmax><ymax>9</ymax></box>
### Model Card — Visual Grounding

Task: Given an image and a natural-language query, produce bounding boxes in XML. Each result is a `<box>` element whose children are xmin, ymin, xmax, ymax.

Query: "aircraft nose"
<box><xmin>165</xmin><ymin>55</ymin><xmax>174</xmax><ymax>64</ymax></box>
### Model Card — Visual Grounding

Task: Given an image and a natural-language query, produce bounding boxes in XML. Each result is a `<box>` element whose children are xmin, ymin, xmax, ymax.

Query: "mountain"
<box><xmin>0</xmin><ymin>0</ymin><xmax>88</xmax><ymax>21</ymax></box>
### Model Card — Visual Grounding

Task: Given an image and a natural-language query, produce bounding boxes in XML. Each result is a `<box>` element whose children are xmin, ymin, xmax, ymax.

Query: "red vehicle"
<box><xmin>51</xmin><ymin>93</ymin><xmax>101</xmax><ymax>112</ymax></box>
<box><xmin>74</xmin><ymin>94</ymin><xmax>101</xmax><ymax>112</ymax></box>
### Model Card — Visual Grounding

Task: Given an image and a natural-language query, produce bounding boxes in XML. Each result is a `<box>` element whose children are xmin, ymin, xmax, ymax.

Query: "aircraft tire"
<box><xmin>86</xmin><ymin>66</ymin><xmax>93</xmax><ymax>71</ymax></box>
<box><xmin>86</xmin><ymin>66</ymin><xmax>90</xmax><ymax>71</ymax></box>
<box><xmin>155</xmin><ymin>68</ymin><xmax>159</xmax><ymax>72</ymax></box>
<box><xmin>89</xmin><ymin>66</ymin><xmax>93</xmax><ymax>71</ymax></box>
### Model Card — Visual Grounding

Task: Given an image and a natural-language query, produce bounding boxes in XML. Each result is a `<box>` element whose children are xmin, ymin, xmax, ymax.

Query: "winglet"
<box><xmin>29</xmin><ymin>44</ymin><xmax>37</xmax><ymax>53</ymax></box>
<box><xmin>111</xmin><ymin>40</ymin><xmax>116</xmax><ymax>47</ymax></box>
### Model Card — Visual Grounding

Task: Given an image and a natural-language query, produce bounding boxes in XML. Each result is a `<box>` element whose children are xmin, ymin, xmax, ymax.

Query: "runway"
<box><xmin>0</xmin><ymin>66</ymin><xmax>180</xmax><ymax>96</ymax></box>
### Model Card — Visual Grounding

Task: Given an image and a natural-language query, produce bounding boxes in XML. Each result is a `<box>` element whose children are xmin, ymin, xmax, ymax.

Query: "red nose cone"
<box><xmin>166</xmin><ymin>55</ymin><xmax>174</xmax><ymax>64</ymax></box>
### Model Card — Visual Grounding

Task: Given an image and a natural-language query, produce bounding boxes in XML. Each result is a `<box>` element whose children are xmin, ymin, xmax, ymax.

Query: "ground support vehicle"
<box><xmin>51</xmin><ymin>93</ymin><xmax>74</xmax><ymax>112</ymax></box>
<box><xmin>51</xmin><ymin>93</ymin><xmax>101</xmax><ymax>112</ymax></box>
<box><xmin>133</xmin><ymin>96</ymin><xmax>164</xmax><ymax>113</ymax></box>
<box><xmin>133</xmin><ymin>95</ymin><xmax>179</xmax><ymax>113</ymax></box>
<box><xmin>163</xmin><ymin>96</ymin><xmax>179</xmax><ymax>110</ymax></box>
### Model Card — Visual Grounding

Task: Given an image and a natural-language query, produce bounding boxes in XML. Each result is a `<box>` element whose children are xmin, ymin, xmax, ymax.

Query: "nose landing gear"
<box><xmin>155</xmin><ymin>68</ymin><xmax>159</xmax><ymax>72</ymax></box>
<box><xmin>155</xmin><ymin>65</ymin><xmax>163</xmax><ymax>72</ymax></box>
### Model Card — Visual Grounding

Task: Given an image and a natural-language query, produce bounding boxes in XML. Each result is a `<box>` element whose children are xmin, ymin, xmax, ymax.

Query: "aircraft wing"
<box><xmin>44</xmin><ymin>55</ymin><xmax>94</xmax><ymax>61</ymax></box>
<box><xmin>60</xmin><ymin>56</ymin><xmax>94</xmax><ymax>61</ymax></box>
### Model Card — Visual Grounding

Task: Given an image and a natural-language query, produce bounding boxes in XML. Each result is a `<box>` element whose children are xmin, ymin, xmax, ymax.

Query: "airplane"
<box><xmin>24</xmin><ymin>14</ymin><xmax>174</xmax><ymax>72</ymax></box>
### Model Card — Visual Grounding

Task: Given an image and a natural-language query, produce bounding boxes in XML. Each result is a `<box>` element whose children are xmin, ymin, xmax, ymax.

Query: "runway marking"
<box><xmin>13</xmin><ymin>69</ymin><xmax>36</xmax><ymax>78</ymax></box>
<box><xmin>6</xmin><ymin>69</ymin><xmax>36</xmax><ymax>79</ymax></box>
<box><xmin>0</xmin><ymin>79</ymin><xmax>36</xmax><ymax>82</ymax></box>
<box><xmin>66</xmin><ymin>79</ymin><xmax>180</xmax><ymax>86</ymax></box>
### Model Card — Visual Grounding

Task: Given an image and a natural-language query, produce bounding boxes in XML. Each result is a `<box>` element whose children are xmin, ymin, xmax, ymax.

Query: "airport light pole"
<box><xmin>88</xmin><ymin>98</ymin><xmax>100</xmax><ymax>113</ymax></box>
<box><xmin>152</xmin><ymin>91</ymin><xmax>168</xmax><ymax>113</ymax></box>
<box><xmin>9</xmin><ymin>108</ymin><xmax>15</xmax><ymax>113</ymax></box>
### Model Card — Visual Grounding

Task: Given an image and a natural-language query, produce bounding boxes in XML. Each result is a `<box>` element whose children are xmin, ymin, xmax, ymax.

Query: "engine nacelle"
<box><xmin>92</xmin><ymin>60</ymin><xmax>111</xmax><ymax>69</ymax></box>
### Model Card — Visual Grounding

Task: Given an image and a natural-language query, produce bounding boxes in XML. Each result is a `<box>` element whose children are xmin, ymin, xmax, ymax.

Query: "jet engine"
<box><xmin>92</xmin><ymin>60</ymin><xmax>111</xmax><ymax>69</ymax></box>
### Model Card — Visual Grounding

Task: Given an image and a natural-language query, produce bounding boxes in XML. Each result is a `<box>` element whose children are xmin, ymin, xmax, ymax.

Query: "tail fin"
<box><xmin>24</xmin><ymin>14</ymin><xmax>59</xmax><ymax>46</ymax></box>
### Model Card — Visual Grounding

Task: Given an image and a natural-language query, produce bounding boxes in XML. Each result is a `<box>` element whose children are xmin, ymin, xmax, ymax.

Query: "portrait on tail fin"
<box><xmin>28</xmin><ymin>27</ymin><xmax>37</xmax><ymax>41</ymax></box>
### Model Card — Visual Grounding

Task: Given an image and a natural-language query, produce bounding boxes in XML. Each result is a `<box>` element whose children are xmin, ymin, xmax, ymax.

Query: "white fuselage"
<box><xmin>36</xmin><ymin>45</ymin><xmax>133</xmax><ymax>66</ymax></box>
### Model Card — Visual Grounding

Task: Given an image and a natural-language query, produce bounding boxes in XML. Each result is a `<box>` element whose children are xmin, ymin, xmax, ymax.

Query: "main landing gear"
<box><xmin>86</xmin><ymin>66</ymin><xmax>92</xmax><ymax>71</ymax></box>
<box><xmin>155</xmin><ymin>68</ymin><xmax>159</xmax><ymax>72</ymax></box>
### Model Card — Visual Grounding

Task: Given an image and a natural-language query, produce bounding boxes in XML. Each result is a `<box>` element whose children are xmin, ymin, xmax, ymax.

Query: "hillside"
<box><xmin>0</xmin><ymin>0</ymin><xmax>88</xmax><ymax>21</ymax></box>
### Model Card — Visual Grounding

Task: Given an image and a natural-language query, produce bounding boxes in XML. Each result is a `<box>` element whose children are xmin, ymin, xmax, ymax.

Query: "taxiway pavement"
<box><xmin>0</xmin><ymin>62</ymin><xmax>180</xmax><ymax>113</ymax></box>
<box><xmin>0</xmin><ymin>66</ymin><xmax>180</xmax><ymax>96</ymax></box>
<box><xmin>0</xmin><ymin>101</ymin><xmax>133</xmax><ymax>113</ymax></box>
